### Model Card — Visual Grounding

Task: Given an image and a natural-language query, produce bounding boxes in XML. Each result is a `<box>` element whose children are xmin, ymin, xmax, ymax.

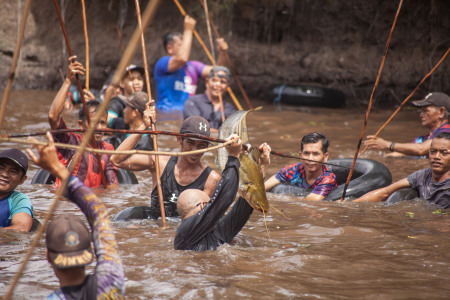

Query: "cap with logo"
<box><xmin>125</xmin><ymin>91</ymin><xmax>148</xmax><ymax>113</ymax></box>
<box><xmin>0</xmin><ymin>148</ymin><xmax>28</xmax><ymax>175</ymax></box>
<box><xmin>46</xmin><ymin>215</ymin><xmax>93</xmax><ymax>269</ymax></box>
<box><xmin>180</xmin><ymin>116</ymin><xmax>211</xmax><ymax>142</ymax></box>
<box><xmin>412</xmin><ymin>92</ymin><xmax>450</xmax><ymax>111</ymax></box>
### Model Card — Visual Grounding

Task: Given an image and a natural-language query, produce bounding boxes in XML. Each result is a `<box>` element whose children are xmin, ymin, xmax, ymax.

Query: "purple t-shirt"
<box><xmin>413</xmin><ymin>123</ymin><xmax>450</xmax><ymax>144</ymax></box>
<box><xmin>275</xmin><ymin>163</ymin><xmax>337</xmax><ymax>197</ymax></box>
<box><xmin>407</xmin><ymin>168</ymin><xmax>450</xmax><ymax>209</ymax></box>
<box><xmin>154</xmin><ymin>56</ymin><xmax>206</xmax><ymax>111</ymax></box>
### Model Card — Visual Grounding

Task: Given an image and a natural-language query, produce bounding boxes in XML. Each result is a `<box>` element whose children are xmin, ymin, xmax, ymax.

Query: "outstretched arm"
<box><xmin>167</xmin><ymin>16</ymin><xmax>196</xmax><ymax>72</ymax></box>
<box><xmin>264</xmin><ymin>175</ymin><xmax>280</xmax><ymax>191</ymax></box>
<box><xmin>48</xmin><ymin>56</ymin><xmax>85</xmax><ymax>130</ymax></box>
<box><xmin>353</xmin><ymin>178</ymin><xmax>411</xmax><ymax>202</ymax></box>
<box><xmin>364</xmin><ymin>135</ymin><xmax>431</xmax><ymax>157</ymax></box>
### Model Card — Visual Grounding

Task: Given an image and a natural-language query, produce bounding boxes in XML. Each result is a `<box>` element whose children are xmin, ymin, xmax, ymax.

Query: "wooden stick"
<box><xmin>198</xmin><ymin>0</ymin><xmax>253</xmax><ymax>109</ymax></box>
<box><xmin>0</xmin><ymin>0</ymin><xmax>32</xmax><ymax>129</ymax></box>
<box><xmin>360</xmin><ymin>47</ymin><xmax>450</xmax><ymax>155</ymax></box>
<box><xmin>116</xmin><ymin>25</ymin><xmax>133</xmax><ymax>79</ymax></box>
<box><xmin>52</xmin><ymin>0</ymin><xmax>107</xmax><ymax>188</ymax></box>
<box><xmin>340</xmin><ymin>0</ymin><xmax>403</xmax><ymax>201</ymax></box>
<box><xmin>81</xmin><ymin>0</ymin><xmax>89</xmax><ymax>90</ymax></box>
<box><xmin>2</xmin><ymin>1</ymin><xmax>162</xmax><ymax>298</ymax></box>
<box><xmin>134</xmin><ymin>0</ymin><xmax>166</xmax><ymax>227</ymax></box>
<box><xmin>172</xmin><ymin>0</ymin><xmax>243</xmax><ymax>110</ymax></box>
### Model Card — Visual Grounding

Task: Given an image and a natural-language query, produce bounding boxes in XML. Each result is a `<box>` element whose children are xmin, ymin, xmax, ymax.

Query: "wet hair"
<box><xmin>434</xmin><ymin>131</ymin><xmax>450</xmax><ymax>141</ymax></box>
<box><xmin>163</xmin><ymin>32</ymin><xmax>182</xmax><ymax>51</ymax></box>
<box><xmin>301</xmin><ymin>132</ymin><xmax>329</xmax><ymax>153</ymax></box>
<box><xmin>78</xmin><ymin>100</ymin><xmax>104</xmax><ymax>121</ymax></box>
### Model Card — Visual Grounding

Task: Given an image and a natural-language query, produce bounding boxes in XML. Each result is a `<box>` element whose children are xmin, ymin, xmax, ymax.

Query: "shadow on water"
<box><xmin>0</xmin><ymin>91</ymin><xmax>449</xmax><ymax>299</ymax></box>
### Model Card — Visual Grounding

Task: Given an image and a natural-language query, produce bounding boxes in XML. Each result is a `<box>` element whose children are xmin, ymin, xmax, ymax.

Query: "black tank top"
<box><xmin>150</xmin><ymin>156</ymin><xmax>212</xmax><ymax>218</ymax></box>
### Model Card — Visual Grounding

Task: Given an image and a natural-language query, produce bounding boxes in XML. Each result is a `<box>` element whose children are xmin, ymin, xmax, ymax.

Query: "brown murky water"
<box><xmin>1</xmin><ymin>90</ymin><xmax>449</xmax><ymax>299</ymax></box>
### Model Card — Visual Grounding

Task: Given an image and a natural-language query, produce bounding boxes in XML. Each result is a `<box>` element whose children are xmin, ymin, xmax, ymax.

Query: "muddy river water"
<box><xmin>0</xmin><ymin>90</ymin><xmax>449</xmax><ymax>299</ymax></box>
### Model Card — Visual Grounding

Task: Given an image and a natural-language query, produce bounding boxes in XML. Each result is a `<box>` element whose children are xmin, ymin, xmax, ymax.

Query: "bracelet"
<box><xmin>389</xmin><ymin>142</ymin><xmax>396</xmax><ymax>152</ymax></box>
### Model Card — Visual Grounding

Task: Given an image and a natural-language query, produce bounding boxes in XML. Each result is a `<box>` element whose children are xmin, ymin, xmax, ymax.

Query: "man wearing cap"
<box><xmin>26</xmin><ymin>133</ymin><xmax>125</xmax><ymax>299</ymax></box>
<box><xmin>0</xmin><ymin>148</ymin><xmax>33</xmax><ymax>232</ymax></box>
<box><xmin>48</xmin><ymin>56</ymin><xmax>118</xmax><ymax>189</ymax></box>
<box><xmin>107</xmin><ymin>64</ymin><xmax>145</xmax><ymax>127</ymax></box>
<box><xmin>111</xmin><ymin>114</ymin><xmax>221</xmax><ymax>218</ymax></box>
<box><xmin>365</xmin><ymin>92</ymin><xmax>450</xmax><ymax>157</ymax></box>
<box><xmin>355</xmin><ymin>132</ymin><xmax>450</xmax><ymax>208</ymax></box>
<box><xmin>183</xmin><ymin>66</ymin><xmax>236</xmax><ymax>131</ymax></box>
<box><xmin>106</xmin><ymin>91</ymin><xmax>155</xmax><ymax>151</ymax></box>
<box><xmin>154</xmin><ymin>15</ymin><xmax>228</xmax><ymax>111</ymax></box>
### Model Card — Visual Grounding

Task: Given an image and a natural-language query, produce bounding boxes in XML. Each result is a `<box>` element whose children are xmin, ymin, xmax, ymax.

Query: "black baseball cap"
<box><xmin>180</xmin><ymin>116</ymin><xmax>211</xmax><ymax>142</ymax></box>
<box><xmin>0</xmin><ymin>148</ymin><xmax>28</xmax><ymax>175</ymax></box>
<box><xmin>412</xmin><ymin>92</ymin><xmax>450</xmax><ymax>111</ymax></box>
<box><xmin>125</xmin><ymin>91</ymin><xmax>148</xmax><ymax>113</ymax></box>
<box><xmin>123</xmin><ymin>64</ymin><xmax>145</xmax><ymax>79</ymax></box>
<box><xmin>208</xmin><ymin>66</ymin><xmax>231</xmax><ymax>82</ymax></box>
<box><xmin>46</xmin><ymin>215</ymin><xmax>93</xmax><ymax>269</ymax></box>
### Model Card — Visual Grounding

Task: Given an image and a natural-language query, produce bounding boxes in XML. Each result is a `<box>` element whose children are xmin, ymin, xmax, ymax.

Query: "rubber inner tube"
<box><xmin>270</xmin><ymin>159</ymin><xmax>392</xmax><ymax>201</ymax></box>
<box><xmin>113</xmin><ymin>206</ymin><xmax>156</xmax><ymax>221</ymax></box>
<box><xmin>31</xmin><ymin>168</ymin><xmax>138</xmax><ymax>185</ymax></box>
<box><xmin>385</xmin><ymin>188</ymin><xmax>419</xmax><ymax>205</ymax></box>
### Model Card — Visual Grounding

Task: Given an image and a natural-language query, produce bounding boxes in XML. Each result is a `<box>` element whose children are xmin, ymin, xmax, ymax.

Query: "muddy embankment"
<box><xmin>0</xmin><ymin>0</ymin><xmax>449</xmax><ymax>108</ymax></box>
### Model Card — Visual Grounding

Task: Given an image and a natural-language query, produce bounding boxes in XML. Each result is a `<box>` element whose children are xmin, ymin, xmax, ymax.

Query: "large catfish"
<box><xmin>216</xmin><ymin>108</ymin><xmax>269</xmax><ymax>213</ymax></box>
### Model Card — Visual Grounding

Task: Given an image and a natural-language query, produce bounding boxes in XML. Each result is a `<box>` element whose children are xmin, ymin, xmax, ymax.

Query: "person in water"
<box><xmin>26</xmin><ymin>133</ymin><xmax>124</xmax><ymax>299</ymax></box>
<box><xmin>154</xmin><ymin>15</ymin><xmax>228</xmax><ymax>111</ymax></box>
<box><xmin>106</xmin><ymin>91</ymin><xmax>154</xmax><ymax>151</ymax></box>
<box><xmin>174</xmin><ymin>134</ymin><xmax>255</xmax><ymax>251</ymax></box>
<box><xmin>111</xmin><ymin>112</ymin><xmax>222</xmax><ymax>219</ymax></box>
<box><xmin>183</xmin><ymin>66</ymin><xmax>236</xmax><ymax>131</ymax></box>
<box><xmin>354</xmin><ymin>132</ymin><xmax>450</xmax><ymax>208</ymax></box>
<box><xmin>0</xmin><ymin>148</ymin><xmax>33</xmax><ymax>232</ymax></box>
<box><xmin>364</xmin><ymin>92</ymin><xmax>450</xmax><ymax>157</ymax></box>
<box><xmin>264</xmin><ymin>132</ymin><xmax>337</xmax><ymax>201</ymax></box>
<box><xmin>48</xmin><ymin>56</ymin><xmax>118</xmax><ymax>189</ymax></box>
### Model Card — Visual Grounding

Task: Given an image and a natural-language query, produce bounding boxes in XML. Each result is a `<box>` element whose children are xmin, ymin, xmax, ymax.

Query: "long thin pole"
<box><xmin>81</xmin><ymin>0</ymin><xmax>89</xmax><ymax>90</ymax></box>
<box><xmin>0</xmin><ymin>0</ymin><xmax>32</xmax><ymax>128</ymax></box>
<box><xmin>2</xmin><ymin>1</ymin><xmax>162</xmax><ymax>298</ymax></box>
<box><xmin>340</xmin><ymin>0</ymin><xmax>403</xmax><ymax>201</ymax></box>
<box><xmin>172</xmin><ymin>0</ymin><xmax>243</xmax><ymax>110</ymax></box>
<box><xmin>134</xmin><ymin>0</ymin><xmax>166</xmax><ymax>227</ymax></box>
<box><xmin>198</xmin><ymin>0</ymin><xmax>253</xmax><ymax>110</ymax></box>
<box><xmin>360</xmin><ymin>47</ymin><xmax>450</xmax><ymax>155</ymax></box>
<box><xmin>52</xmin><ymin>0</ymin><xmax>107</xmax><ymax>188</ymax></box>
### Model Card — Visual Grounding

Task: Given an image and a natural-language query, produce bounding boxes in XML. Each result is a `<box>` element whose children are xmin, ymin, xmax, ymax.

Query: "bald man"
<box><xmin>174</xmin><ymin>134</ymin><xmax>255</xmax><ymax>251</ymax></box>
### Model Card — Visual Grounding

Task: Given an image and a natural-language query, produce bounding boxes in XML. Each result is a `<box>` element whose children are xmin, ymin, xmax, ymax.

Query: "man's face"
<box><xmin>206</xmin><ymin>72</ymin><xmax>229</xmax><ymax>99</ymax></box>
<box><xmin>166</xmin><ymin>36</ymin><xmax>182</xmax><ymax>55</ymax></box>
<box><xmin>0</xmin><ymin>159</ymin><xmax>26</xmax><ymax>197</ymax></box>
<box><xmin>300</xmin><ymin>141</ymin><xmax>328</xmax><ymax>174</ymax></box>
<box><xmin>180</xmin><ymin>138</ymin><xmax>209</xmax><ymax>164</ymax></box>
<box><xmin>121</xmin><ymin>70</ymin><xmax>144</xmax><ymax>97</ymax></box>
<box><xmin>418</xmin><ymin>105</ymin><xmax>443</xmax><ymax>129</ymax></box>
<box><xmin>429</xmin><ymin>138</ymin><xmax>450</xmax><ymax>175</ymax></box>
<box><xmin>79</xmin><ymin>107</ymin><xmax>108</xmax><ymax>142</ymax></box>
<box><xmin>123</xmin><ymin>105</ymin><xmax>135</xmax><ymax>125</ymax></box>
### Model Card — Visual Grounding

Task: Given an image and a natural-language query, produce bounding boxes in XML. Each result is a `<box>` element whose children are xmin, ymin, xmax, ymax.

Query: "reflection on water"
<box><xmin>0</xmin><ymin>91</ymin><xmax>449</xmax><ymax>299</ymax></box>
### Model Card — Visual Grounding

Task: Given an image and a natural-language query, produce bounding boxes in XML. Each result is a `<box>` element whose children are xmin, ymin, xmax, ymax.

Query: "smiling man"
<box><xmin>183</xmin><ymin>66</ymin><xmax>236</xmax><ymax>131</ymax></box>
<box><xmin>0</xmin><ymin>148</ymin><xmax>33</xmax><ymax>232</ymax></box>
<box><xmin>364</xmin><ymin>92</ymin><xmax>450</xmax><ymax>157</ymax></box>
<box><xmin>111</xmin><ymin>115</ymin><xmax>221</xmax><ymax>218</ymax></box>
<box><xmin>354</xmin><ymin>132</ymin><xmax>450</xmax><ymax>208</ymax></box>
<box><xmin>264</xmin><ymin>132</ymin><xmax>337</xmax><ymax>201</ymax></box>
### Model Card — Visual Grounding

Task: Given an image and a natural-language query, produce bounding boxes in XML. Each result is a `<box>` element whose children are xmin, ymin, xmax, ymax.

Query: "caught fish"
<box><xmin>217</xmin><ymin>108</ymin><xmax>269</xmax><ymax>213</ymax></box>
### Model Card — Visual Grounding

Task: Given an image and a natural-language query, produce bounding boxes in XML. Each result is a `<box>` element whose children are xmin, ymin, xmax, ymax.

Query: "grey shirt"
<box><xmin>407</xmin><ymin>168</ymin><xmax>450</xmax><ymax>208</ymax></box>
<box><xmin>183</xmin><ymin>93</ymin><xmax>236</xmax><ymax>129</ymax></box>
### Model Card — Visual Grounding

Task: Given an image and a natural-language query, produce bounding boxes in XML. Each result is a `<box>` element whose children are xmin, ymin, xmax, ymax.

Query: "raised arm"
<box><xmin>259</xmin><ymin>143</ymin><xmax>271</xmax><ymax>178</ymax></box>
<box><xmin>201</xmin><ymin>38</ymin><xmax>229</xmax><ymax>78</ymax></box>
<box><xmin>353</xmin><ymin>178</ymin><xmax>411</xmax><ymax>202</ymax></box>
<box><xmin>167</xmin><ymin>16</ymin><xmax>196</xmax><ymax>72</ymax></box>
<box><xmin>48</xmin><ymin>56</ymin><xmax>85</xmax><ymax>129</ymax></box>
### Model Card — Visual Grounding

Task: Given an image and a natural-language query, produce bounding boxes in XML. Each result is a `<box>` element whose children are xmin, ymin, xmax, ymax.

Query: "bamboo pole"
<box><xmin>340</xmin><ymin>0</ymin><xmax>403</xmax><ymax>201</ymax></box>
<box><xmin>134</xmin><ymin>0</ymin><xmax>166</xmax><ymax>227</ymax></box>
<box><xmin>52</xmin><ymin>0</ymin><xmax>107</xmax><ymax>188</ymax></box>
<box><xmin>0</xmin><ymin>0</ymin><xmax>32</xmax><ymax>128</ymax></box>
<box><xmin>172</xmin><ymin>0</ymin><xmax>243</xmax><ymax>110</ymax></box>
<box><xmin>198</xmin><ymin>0</ymin><xmax>253</xmax><ymax>109</ymax></box>
<box><xmin>2</xmin><ymin>1</ymin><xmax>162</xmax><ymax>298</ymax></box>
<box><xmin>80</xmin><ymin>0</ymin><xmax>89</xmax><ymax>90</ymax></box>
<box><xmin>360</xmin><ymin>47</ymin><xmax>450</xmax><ymax>155</ymax></box>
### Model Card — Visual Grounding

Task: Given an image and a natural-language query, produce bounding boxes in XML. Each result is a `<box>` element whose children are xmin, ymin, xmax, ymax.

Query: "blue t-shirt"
<box><xmin>154</xmin><ymin>56</ymin><xmax>206</xmax><ymax>111</ymax></box>
<box><xmin>0</xmin><ymin>191</ymin><xmax>33</xmax><ymax>227</ymax></box>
